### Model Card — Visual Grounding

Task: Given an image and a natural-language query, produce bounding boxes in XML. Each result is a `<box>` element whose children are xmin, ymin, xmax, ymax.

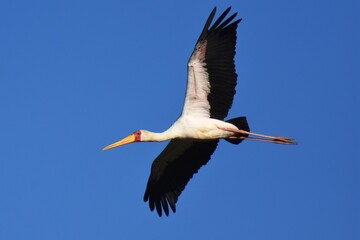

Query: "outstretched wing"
<box><xmin>182</xmin><ymin>7</ymin><xmax>241</xmax><ymax>119</ymax></box>
<box><xmin>144</xmin><ymin>7</ymin><xmax>241</xmax><ymax>216</ymax></box>
<box><xmin>144</xmin><ymin>140</ymin><xmax>218</xmax><ymax>216</ymax></box>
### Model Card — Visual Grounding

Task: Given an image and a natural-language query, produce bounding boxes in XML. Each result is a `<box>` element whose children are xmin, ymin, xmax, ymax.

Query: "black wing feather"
<box><xmin>144</xmin><ymin>7</ymin><xmax>240</xmax><ymax>216</ymax></box>
<box><xmin>201</xmin><ymin>8</ymin><xmax>241</xmax><ymax>119</ymax></box>
<box><xmin>208</xmin><ymin>7</ymin><xmax>231</xmax><ymax>32</ymax></box>
<box><xmin>144</xmin><ymin>140</ymin><xmax>218</xmax><ymax>216</ymax></box>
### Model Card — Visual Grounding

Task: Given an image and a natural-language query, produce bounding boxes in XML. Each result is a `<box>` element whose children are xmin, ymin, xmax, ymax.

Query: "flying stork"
<box><xmin>103</xmin><ymin>7</ymin><xmax>296</xmax><ymax>217</ymax></box>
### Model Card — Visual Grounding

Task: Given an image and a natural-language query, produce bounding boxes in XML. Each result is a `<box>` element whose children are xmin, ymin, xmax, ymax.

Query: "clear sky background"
<box><xmin>0</xmin><ymin>0</ymin><xmax>359</xmax><ymax>239</ymax></box>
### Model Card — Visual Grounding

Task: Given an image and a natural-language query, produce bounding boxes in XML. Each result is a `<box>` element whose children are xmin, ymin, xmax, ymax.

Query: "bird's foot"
<box><xmin>272</xmin><ymin>137</ymin><xmax>297</xmax><ymax>145</ymax></box>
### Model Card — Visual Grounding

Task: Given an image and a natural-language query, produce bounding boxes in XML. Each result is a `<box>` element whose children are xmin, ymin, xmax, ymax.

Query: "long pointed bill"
<box><xmin>102</xmin><ymin>133</ymin><xmax>136</xmax><ymax>151</ymax></box>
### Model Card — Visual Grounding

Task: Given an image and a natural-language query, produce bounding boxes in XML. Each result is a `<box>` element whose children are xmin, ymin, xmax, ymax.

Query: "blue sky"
<box><xmin>0</xmin><ymin>0</ymin><xmax>359</xmax><ymax>239</ymax></box>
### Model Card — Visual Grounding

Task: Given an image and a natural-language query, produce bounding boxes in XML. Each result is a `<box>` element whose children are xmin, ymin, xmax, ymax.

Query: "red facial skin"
<box><xmin>134</xmin><ymin>130</ymin><xmax>141</xmax><ymax>142</ymax></box>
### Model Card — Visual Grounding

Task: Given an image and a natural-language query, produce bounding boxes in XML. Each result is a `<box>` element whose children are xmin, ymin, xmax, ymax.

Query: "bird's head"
<box><xmin>102</xmin><ymin>130</ymin><xmax>152</xmax><ymax>151</ymax></box>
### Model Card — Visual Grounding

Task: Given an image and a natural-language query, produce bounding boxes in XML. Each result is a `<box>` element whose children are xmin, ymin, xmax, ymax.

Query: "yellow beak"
<box><xmin>102</xmin><ymin>133</ymin><xmax>136</xmax><ymax>151</ymax></box>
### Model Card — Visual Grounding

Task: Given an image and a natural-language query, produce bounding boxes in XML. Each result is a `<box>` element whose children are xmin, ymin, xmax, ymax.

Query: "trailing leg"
<box><xmin>220</xmin><ymin>127</ymin><xmax>297</xmax><ymax>145</ymax></box>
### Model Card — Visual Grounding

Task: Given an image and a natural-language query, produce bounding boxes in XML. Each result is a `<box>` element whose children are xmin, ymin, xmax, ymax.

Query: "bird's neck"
<box><xmin>142</xmin><ymin>128</ymin><xmax>178</xmax><ymax>142</ymax></box>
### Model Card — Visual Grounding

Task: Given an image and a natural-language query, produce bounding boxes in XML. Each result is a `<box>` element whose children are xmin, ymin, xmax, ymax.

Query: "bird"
<box><xmin>102</xmin><ymin>7</ymin><xmax>296</xmax><ymax>217</ymax></box>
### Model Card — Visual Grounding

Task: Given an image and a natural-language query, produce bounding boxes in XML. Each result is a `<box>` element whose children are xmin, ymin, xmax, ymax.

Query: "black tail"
<box><xmin>225</xmin><ymin>116</ymin><xmax>250</xmax><ymax>145</ymax></box>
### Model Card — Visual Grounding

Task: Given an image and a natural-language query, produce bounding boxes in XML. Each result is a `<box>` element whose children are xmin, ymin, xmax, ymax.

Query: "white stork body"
<box><xmin>103</xmin><ymin>7</ymin><xmax>296</xmax><ymax>217</ymax></box>
<box><xmin>142</xmin><ymin>117</ymin><xmax>238</xmax><ymax>141</ymax></box>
